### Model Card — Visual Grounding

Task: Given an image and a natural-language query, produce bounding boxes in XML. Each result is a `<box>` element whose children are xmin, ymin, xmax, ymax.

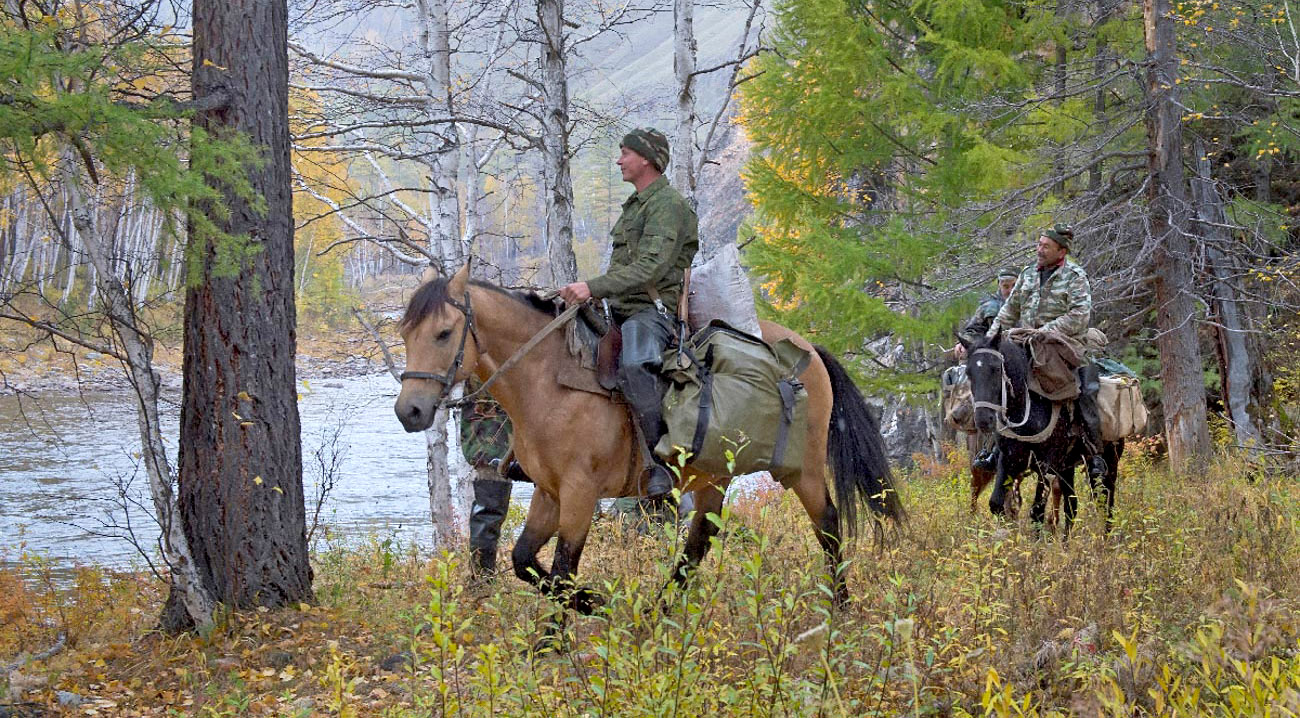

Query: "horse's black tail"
<box><xmin>815</xmin><ymin>345</ymin><xmax>906</xmax><ymax>532</ymax></box>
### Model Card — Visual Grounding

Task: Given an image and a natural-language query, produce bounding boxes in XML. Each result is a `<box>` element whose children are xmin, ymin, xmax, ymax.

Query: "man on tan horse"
<box><xmin>559</xmin><ymin>128</ymin><xmax>698</xmax><ymax>501</ymax></box>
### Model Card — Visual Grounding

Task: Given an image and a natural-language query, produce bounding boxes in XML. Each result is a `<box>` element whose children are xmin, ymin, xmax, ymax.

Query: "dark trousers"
<box><xmin>1076</xmin><ymin>364</ymin><xmax>1105</xmax><ymax>471</ymax></box>
<box><xmin>469</xmin><ymin>470</ymin><xmax>512</xmax><ymax>576</ymax></box>
<box><xmin>617</xmin><ymin>308</ymin><xmax>676</xmax><ymax>452</ymax></box>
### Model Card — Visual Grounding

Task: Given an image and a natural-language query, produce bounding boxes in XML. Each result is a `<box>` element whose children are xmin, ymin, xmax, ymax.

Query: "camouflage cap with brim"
<box><xmin>997</xmin><ymin>268</ymin><xmax>1020</xmax><ymax>280</ymax></box>
<box><xmin>1041</xmin><ymin>223</ymin><xmax>1074</xmax><ymax>250</ymax></box>
<box><xmin>621</xmin><ymin>128</ymin><xmax>670</xmax><ymax>172</ymax></box>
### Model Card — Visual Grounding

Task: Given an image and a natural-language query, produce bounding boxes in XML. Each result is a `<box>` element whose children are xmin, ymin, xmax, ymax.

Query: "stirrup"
<box><xmin>645</xmin><ymin>463</ymin><xmax>674</xmax><ymax>500</ymax></box>
<box><xmin>972</xmin><ymin>448</ymin><xmax>998</xmax><ymax>472</ymax></box>
<box><xmin>1087</xmin><ymin>455</ymin><xmax>1108</xmax><ymax>477</ymax></box>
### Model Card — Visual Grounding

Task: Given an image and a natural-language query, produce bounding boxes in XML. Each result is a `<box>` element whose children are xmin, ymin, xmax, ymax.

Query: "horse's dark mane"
<box><xmin>971</xmin><ymin>332</ymin><xmax>1031</xmax><ymax>395</ymax></box>
<box><xmin>996</xmin><ymin>334</ymin><xmax>1031</xmax><ymax>395</ymax></box>
<box><xmin>399</xmin><ymin>277</ymin><xmax>558</xmax><ymax>333</ymax></box>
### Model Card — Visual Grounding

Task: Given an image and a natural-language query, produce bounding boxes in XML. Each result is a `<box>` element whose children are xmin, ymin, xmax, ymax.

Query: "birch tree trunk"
<box><xmin>673</xmin><ymin>0</ymin><xmax>698</xmax><ymax>209</ymax></box>
<box><xmin>1143</xmin><ymin>0</ymin><xmax>1212</xmax><ymax>471</ymax></box>
<box><xmin>64</xmin><ymin>171</ymin><xmax>214</xmax><ymax>630</ymax></box>
<box><xmin>416</xmin><ymin>0</ymin><xmax>463</xmax><ymax>275</ymax></box>
<box><xmin>538</xmin><ymin>0</ymin><xmax>577</xmax><ymax>285</ymax></box>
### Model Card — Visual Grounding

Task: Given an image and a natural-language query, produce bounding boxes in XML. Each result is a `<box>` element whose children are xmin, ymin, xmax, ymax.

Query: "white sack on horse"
<box><xmin>687</xmin><ymin>243</ymin><xmax>760</xmax><ymax>336</ymax></box>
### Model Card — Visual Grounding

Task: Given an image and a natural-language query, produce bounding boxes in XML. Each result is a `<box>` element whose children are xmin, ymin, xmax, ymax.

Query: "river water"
<box><xmin>0</xmin><ymin>372</ymin><xmax>531</xmax><ymax>569</ymax></box>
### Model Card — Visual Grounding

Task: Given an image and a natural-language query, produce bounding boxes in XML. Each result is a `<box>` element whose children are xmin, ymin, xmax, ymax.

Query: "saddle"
<box><xmin>560</xmin><ymin>304</ymin><xmax>622</xmax><ymax>396</ymax></box>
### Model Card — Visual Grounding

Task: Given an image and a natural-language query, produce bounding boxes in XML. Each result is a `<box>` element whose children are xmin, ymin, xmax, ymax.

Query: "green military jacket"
<box><xmin>586</xmin><ymin>176</ymin><xmax>699</xmax><ymax>320</ymax></box>
<box><xmin>989</xmin><ymin>259</ymin><xmax>1092</xmax><ymax>342</ymax></box>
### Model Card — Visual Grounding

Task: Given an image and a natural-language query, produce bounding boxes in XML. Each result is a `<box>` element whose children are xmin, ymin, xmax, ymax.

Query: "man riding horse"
<box><xmin>558</xmin><ymin>128</ymin><xmax>698</xmax><ymax>501</ymax></box>
<box><xmin>952</xmin><ymin>268</ymin><xmax>1020</xmax><ymax>472</ymax></box>
<box><xmin>983</xmin><ymin>224</ymin><xmax>1107</xmax><ymax>481</ymax></box>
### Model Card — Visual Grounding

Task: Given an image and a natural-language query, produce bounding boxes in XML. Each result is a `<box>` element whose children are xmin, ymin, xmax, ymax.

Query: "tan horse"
<box><xmin>394</xmin><ymin>265</ymin><xmax>903</xmax><ymax>615</ymax></box>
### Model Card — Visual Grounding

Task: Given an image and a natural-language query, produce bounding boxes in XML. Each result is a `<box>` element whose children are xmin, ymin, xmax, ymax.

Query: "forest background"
<box><xmin>0</xmin><ymin>0</ymin><xmax>1298</xmax><ymax>714</ymax></box>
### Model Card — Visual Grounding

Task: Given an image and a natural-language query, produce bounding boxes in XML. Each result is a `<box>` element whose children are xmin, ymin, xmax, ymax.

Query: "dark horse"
<box><xmin>394</xmin><ymin>265</ymin><xmax>903</xmax><ymax>625</ymax></box>
<box><xmin>959</xmin><ymin>330</ymin><xmax>1123</xmax><ymax>534</ymax></box>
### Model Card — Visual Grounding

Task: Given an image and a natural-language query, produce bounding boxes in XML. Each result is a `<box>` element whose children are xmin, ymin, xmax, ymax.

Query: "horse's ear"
<box><xmin>419</xmin><ymin>267</ymin><xmax>437</xmax><ymax>285</ymax></box>
<box><xmin>955</xmin><ymin>330</ymin><xmax>972</xmax><ymax>353</ymax></box>
<box><xmin>449</xmin><ymin>261</ymin><xmax>470</xmax><ymax>297</ymax></box>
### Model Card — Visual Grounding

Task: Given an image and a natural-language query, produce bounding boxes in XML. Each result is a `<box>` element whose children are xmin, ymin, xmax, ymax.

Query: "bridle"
<box><xmin>969</xmin><ymin>344</ymin><xmax>1061</xmax><ymax>443</ymax></box>
<box><xmin>399</xmin><ymin>291</ymin><xmax>479</xmax><ymax>404</ymax></box>
<box><xmin>970</xmin><ymin>346</ymin><xmax>1032</xmax><ymax>430</ymax></box>
<box><xmin>397</xmin><ymin>287</ymin><xmax>584</xmax><ymax>408</ymax></box>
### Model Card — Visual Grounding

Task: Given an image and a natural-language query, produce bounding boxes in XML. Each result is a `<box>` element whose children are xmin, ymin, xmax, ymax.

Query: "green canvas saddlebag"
<box><xmin>654</xmin><ymin>321</ymin><xmax>811</xmax><ymax>484</ymax></box>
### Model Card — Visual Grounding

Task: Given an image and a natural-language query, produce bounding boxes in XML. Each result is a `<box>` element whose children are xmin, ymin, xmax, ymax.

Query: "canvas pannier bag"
<box><xmin>655</xmin><ymin>321</ymin><xmax>810</xmax><ymax>483</ymax></box>
<box><xmin>1098</xmin><ymin>374</ymin><xmax>1148</xmax><ymax>441</ymax></box>
<box><xmin>941</xmin><ymin>364</ymin><xmax>976</xmax><ymax>433</ymax></box>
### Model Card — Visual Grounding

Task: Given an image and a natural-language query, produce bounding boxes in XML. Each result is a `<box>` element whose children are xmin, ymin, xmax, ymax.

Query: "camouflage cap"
<box><xmin>1041</xmin><ymin>223</ymin><xmax>1074</xmax><ymax>250</ymax></box>
<box><xmin>997</xmin><ymin>267</ymin><xmax>1020</xmax><ymax>280</ymax></box>
<box><xmin>621</xmin><ymin>128</ymin><xmax>670</xmax><ymax>172</ymax></box>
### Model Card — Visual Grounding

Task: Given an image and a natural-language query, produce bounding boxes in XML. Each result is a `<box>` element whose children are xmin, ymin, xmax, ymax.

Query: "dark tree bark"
<box><xmin>167</xmin><ymin>0</ymin><xmax>312</xmax><ymax>630</ymax></box>
<box><xmin>1143</xmin><ymin>0</ymin><xmax>1212</xmax><ymax>471</ymax></box>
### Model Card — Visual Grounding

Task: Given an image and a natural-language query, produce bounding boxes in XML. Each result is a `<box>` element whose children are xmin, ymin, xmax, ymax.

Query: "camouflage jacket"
<box><xmin>988</xmin><ymin>259</ymin><xmax>1092</xmax><ymax>342</ymax></box>
<box><xmin>459</xmin><ymin>385</ymin><xmax>511</xmax><ymax>468</ymax></box>
<box><xmin>957</xmin><ymin>293</ymin><xmax>1005</xmax><ymax>345</ymax></box>
<box><xmin>586</xmin><ymin>176</ymin><xmax>699</xmax><ymax>320</ymax></box>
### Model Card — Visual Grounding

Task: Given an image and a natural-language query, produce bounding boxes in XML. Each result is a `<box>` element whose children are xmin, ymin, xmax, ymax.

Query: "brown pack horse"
<box><xmin>394</xmin><ymin>265</ymin><xmax>904</xmax><ymax>616</ymax></box>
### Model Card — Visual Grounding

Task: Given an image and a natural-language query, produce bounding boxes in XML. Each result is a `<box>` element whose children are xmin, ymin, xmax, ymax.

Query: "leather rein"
<box><xmin>399</xmin><ymin>289</ymin><xmax>581</xmax><ymax>409</ymax></box>
<box><xmin>969</xmin><ymin>346</ymin><xmax>1060</xmax><ymax>444</ymax></box>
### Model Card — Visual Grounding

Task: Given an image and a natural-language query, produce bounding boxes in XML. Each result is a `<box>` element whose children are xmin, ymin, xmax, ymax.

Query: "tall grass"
<box><xmin>1</xmin><ymin>449</ymin><xmax>1297</xmax><ymax>716</ymax></box>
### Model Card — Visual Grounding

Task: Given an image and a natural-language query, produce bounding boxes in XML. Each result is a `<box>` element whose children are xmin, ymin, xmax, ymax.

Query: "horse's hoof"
<box><xmin>572</xmin><ymin>587</ymin><xmax>605</xmax><ymax>616</ymax></box>
<box><xmin>527</xmin><ymin>632</ymin><xmax>565</xmax><ymax>658</ymax></box>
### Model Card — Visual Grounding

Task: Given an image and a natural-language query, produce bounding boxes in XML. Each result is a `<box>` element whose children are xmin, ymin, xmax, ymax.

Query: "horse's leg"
<box><xmin>968</xmin><ymin>433</ymin><xmax>994</xmax><ymax>514</ymax></box>
<box><xmin>512</xmin><ymin>490</ymin><xmax>560</xmax><ymax>590</ymax></box>
<box><xmin>1060</xmin><ymin>463</ymin><xmax>1079</xmax><ymax>540</ymax></box>
<box><xmin>1101</xmin><ymin>440</ymin><xmax>1122</xmax><ymax>532</ymax></box>
<box><xmin>1029</xmin><ymin>463</ymin><xmax>1048</xmax><ymax>528</ymax></box>
<box><xmin>990</xmin><ymin>440</ymin><xmax>1025</xmax><ymax>519</ymax></box>
<box><xmin>543</xmin><ymin>484</ymin><xmax>602</xmax><ymax>616</ymax></box>
<box><xmin>988</xmin><ymin>439</ymin><xmax>1011</xmax><ymax>518</ymax></box>
<box><xmin>792</xmin><ymin>475</ymin><xmax>850</xmax><ymax>609</ymax></box>
<box><xmin>670</xmin><ymin>483</ymin><xmax>727</xmax><ymax>589</ymax></box>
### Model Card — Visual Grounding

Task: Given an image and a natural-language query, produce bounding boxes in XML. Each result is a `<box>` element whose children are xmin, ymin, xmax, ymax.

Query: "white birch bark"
<box><xmin>673</xmin><ymin>0</ymin><xmax>698</xmax><ymax>209</ymax></box>
<box><xmin>64</xmin><ymin>167</ymin><xmax>214</xmax><ymax>629</ymax></box>
<box><xmin>538</xmin><ymin>0</ymin><xmax>577</xmax><ymax>285</ymax></box>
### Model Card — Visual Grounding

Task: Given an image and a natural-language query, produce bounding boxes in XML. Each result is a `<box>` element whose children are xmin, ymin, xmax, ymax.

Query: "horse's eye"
<box><xmin>436</xmin><ymin>328</ymin><xmax>453</xmax><ymax>342</ymax></box>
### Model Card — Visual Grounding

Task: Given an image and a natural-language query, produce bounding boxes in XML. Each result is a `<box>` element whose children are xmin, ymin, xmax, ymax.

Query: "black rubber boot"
<box><xmin>617</xmin><ymin>310</ymin><xmax>676</xmax><ymax>500</ymax></box>
<box><xmin>972</xmin><ymin>444</ymin><xmax>999</xmax><ymax>472</ymax></box>
<box><xmin>469</xmin><ymin>475</ymin><xmax>512</xmax><ymax>579</ymax></box>
<box><xmin>1076</xmin><ymin>364</ymin><xmax>1107</xmax><ymax>479</ymax></box>
<box><xmin>503</xmin><ymin>460</ymin><xmax>533</xmax><ymax>484</ymax></box>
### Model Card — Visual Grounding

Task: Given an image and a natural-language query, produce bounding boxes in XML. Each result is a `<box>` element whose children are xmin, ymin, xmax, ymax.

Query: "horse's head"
<box><xmin>394</xmin><ymin>264</ymin><xmax>481</xmax><ymax>432</ymax></box>
<box><xmin>958</xmin><ymin>328</ymin><xmax>1029</xmax><ymax>433</ymax></box>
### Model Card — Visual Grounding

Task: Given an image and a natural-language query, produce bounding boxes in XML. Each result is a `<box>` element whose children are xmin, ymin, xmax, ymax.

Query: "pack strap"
<box><xmin>773</xmin><ymin>379</ymin><xmax>798</xmax><ymax>466</ymax></box>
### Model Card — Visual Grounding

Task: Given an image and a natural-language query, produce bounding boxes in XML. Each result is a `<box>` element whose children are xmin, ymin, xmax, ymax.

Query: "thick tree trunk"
<box><xmin>673</xmin><ymin>0</ymin><xmax>698</xmax><ymax>209</ymax></box>
<box><xmin>1143</xmin><ymin>0</ymin><xmax>1212</xmax><ymax>471</ymax></box>
<box><xmin>174</xmin><ymin>0</ymin><xmax>313</xmax><ymax>630</ymax></box>
<box><xmin>1192</xmin><ymin>143</ymin><xmax>1264</xmax><ymax>450</ymax></box>
<box><xmin>538</xmin><ymin>0</ymin><xmax>577</xmax><ymax>284</ymax></box>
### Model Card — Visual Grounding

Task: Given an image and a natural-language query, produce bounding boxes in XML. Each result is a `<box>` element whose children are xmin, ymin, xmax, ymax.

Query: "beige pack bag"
<box><xmin>941</xmin><ymin>364</ymin><xmax>976</xmax><ymax>433</ymax></box>
<box><xmin>1098</xmin><ymin>374</ymin><xmax>1148</xmax><ymax>441</ymax></box>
